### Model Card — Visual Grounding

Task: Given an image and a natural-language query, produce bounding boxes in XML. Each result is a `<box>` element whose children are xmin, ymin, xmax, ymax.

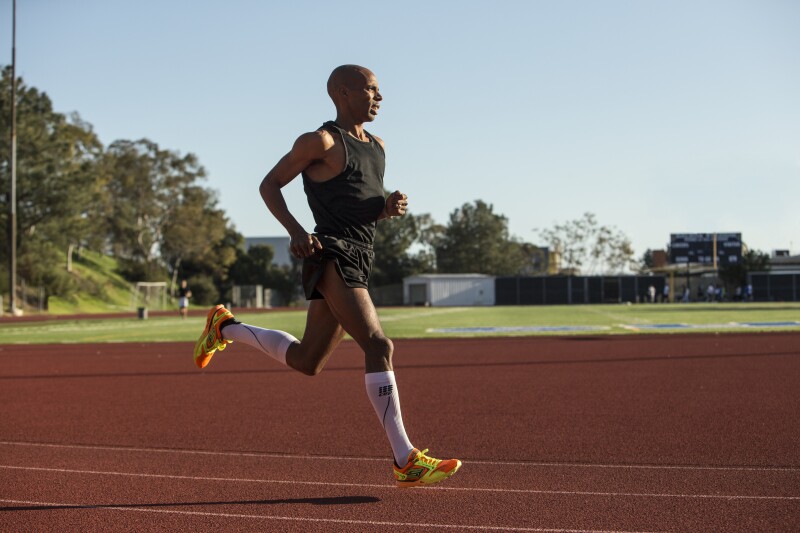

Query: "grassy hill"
<box><xmin>46</xmin><ymin>250</ymin><xmax>140</xmax><ymax>315</ymax></box>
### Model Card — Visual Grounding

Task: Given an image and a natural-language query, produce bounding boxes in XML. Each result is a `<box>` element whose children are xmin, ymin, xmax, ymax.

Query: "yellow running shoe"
<box><xmin>394</xmin><ymin>448</ymin><xmax>462</xmax><ymax>487</ymax></box>
<box><xmin>193</xmin><ymin>305</ymin><xmax>234</xmax><ymax>369</ymax></box>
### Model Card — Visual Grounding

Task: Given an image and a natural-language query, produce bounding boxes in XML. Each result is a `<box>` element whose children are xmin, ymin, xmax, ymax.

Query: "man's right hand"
<box><xmin>290</xmin><ymin>231</ymin><xmax>322</xmax><ymax>259</ymax></box>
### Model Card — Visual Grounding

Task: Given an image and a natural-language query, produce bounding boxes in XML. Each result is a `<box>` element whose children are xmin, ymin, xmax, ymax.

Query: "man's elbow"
<box><xmin>259</xmin><ymin>175</ymin><xmax>274</xmax><ymax>197</ymax></box>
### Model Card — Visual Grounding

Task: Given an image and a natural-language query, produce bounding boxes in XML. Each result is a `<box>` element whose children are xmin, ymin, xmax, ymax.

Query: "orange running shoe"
<box><xmin>393</xmin><ymin>448</ymin><xmax>462</xmax><ymax>487</ymax></box>
<box><xmin>193</xmin><ymin>305</ymin><xmax>234</xmax><ymax>369</ymax></box>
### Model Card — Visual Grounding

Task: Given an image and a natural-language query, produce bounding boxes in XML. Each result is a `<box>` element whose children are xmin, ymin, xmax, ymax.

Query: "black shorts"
<box><xmin>302</xmin><ymin>234</ymin><xmax>375</xmax><ymax>300</ymax></box>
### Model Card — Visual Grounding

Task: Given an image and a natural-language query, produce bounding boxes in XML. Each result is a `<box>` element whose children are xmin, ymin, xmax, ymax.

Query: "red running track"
<box><xmin>1</xmin><ymin>333</ymin><xmax>799</xmax><ymax>531</ymax></box>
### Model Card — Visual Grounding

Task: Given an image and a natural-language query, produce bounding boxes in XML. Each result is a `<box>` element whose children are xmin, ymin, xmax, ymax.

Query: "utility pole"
<box><xmin>8</xmin><ymin>0</ymin><xmax>18</xmax><ymax>315</ymax></box>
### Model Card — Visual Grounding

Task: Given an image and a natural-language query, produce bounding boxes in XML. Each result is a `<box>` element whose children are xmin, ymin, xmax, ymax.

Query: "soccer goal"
<box><xmin>131</xmin><ymin>282</ymin><xmax>168</xmax><ymax>311</ymax></box>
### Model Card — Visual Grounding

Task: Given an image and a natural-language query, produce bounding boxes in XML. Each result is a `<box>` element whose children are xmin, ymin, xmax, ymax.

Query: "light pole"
<box><xmin>7</xmin><ymin>0</ymin><xmax>17</xmax><ymax>315</ymax></box>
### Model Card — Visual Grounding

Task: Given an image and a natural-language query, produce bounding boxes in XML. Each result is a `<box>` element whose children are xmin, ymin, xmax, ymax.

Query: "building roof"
<box><xmin>770</xmin><ymin>254</ymin><xmax>800</xmax><ymax>266</ymax></box>
<box><xmin>404</xmin><ymin>273</ymin><xmax>494</xmax><ymax>280</ymax></box>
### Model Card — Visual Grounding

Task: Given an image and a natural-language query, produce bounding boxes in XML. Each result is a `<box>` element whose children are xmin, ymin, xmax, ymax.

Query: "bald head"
<box><xmin>327</xmin><ymin>64</ymin><xmax>373</xmax><ymax>100</ymax></box>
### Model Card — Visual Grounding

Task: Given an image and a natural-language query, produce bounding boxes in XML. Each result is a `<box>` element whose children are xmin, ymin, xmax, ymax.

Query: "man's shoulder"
<box><xmin>293</xmin><ymin>129</ymin><xmax>337</xmax><ymax>157</ymax></box>
<box><xmin>368</xmin><ymin>132</ymin><xmax>385</xmax><ymax>149</ymax></box>
<box><xmin>297</xmin><ymin>128</ymin><xmax>336</xmax><ymax>145</ymax></box>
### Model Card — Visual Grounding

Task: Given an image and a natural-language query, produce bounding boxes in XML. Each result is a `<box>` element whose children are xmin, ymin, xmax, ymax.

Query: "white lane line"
<box><xmin>0</xmin><ymin>499</ymin><xmax>646</xmax><ymax>533</ymax></box>
<box><xmin>2</xmin><ymin>465</ymin><xmax>799</xmax><ymax>501</ymax></box>
<box><xmin>2</xmin><ymin>441</ymin><xmax>798</xmax><ymax>473</ymax></box>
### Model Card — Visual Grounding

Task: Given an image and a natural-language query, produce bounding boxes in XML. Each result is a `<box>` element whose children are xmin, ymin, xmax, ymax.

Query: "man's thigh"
<box><xmin>291</xmin><ymin>298</ymin><xmax>345</xmax><ymax>359</ymax></box>
<box><xmin>316</xmin><ymin>261</ymin><xmax>385</xmax><ymax>347</ymax></box>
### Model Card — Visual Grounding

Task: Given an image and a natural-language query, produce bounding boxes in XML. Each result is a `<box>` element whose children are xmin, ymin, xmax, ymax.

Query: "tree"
<box><xmin>101</xmin><ymin>139</ymin><xmax>207</xmax><ymax>279</ymax></box>
<box><xmin>175</xmin><ymin>225</ymin><xmax>242</xmax><ymax>305</ymax></box>
<box><xmin>434</xmin><ymin>200</ymin><xmax>530</xmax><ymax>275</ymax></box>
<box><xmin>1</xmin><ymin>67</ymin><xmax>242</xmax><ymax>306</ymax></box>
<box><xmin>372</xmin><ymin>204</ymin><xmax>433</xmax><ymax>286</ymax></box>
<box><xmin>227</xmin><ymin>244</ymin><xmax>300</xmax><ymax>306</ymax></box>
<box><xmin>538</xmin><ymin>212</ymin><xmax>636</xmax><ymax>275</ymax></box>
<box><xmin>409</xmin><ymin>212</ymin><xmax>443</xmax><ymax>273</ymax></box>
<box><xmin>0</xmin><ymin>67</ymin><xmax>104</xmax><ymax>296</ymax></box>
<box><xmin>228</xmin><ymin>244</ymin><xmax>276</xmax><ymax>285</ymax></box>
<box><xmin>266</xmin><ymin>264</ymin><xmax>302</xmax><ymax>306</ymax></box>
<box><xmin>718</xmin><ymin>248</ymin><xmax>770</xmax><ymax>293</ymax></box>
<box><xmin>160</xmin><ymin>185</ymin><xmax>234</xmax><ymax>292</ymax></box>
<box><xmin>639</xmin><ymin>249</ymin><xmax>654</xmax><ymax>271</ymax></box>
<box><xmin>514</xmin><ymin>241</ymin><xmax>550</xmax><ymax>275</ymax></box>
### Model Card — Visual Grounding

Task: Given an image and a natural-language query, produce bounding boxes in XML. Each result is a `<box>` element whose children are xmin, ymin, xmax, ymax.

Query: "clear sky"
<box><xmin>2</xmin><ymin>0</ymin><xmax>799</xmax><ymax>257</ymax></box>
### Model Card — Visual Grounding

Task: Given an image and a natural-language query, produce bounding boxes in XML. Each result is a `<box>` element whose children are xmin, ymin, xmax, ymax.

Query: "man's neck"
<box><xmin>333</xmin><ymin>116</ymin><xmax>367</xmax><ymax>141</ymax></box>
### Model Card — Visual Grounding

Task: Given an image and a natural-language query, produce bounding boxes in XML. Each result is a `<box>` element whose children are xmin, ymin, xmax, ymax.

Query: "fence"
<box><xmin>750</xmin><ymin>272</ymin><xmax>800</xmax><ymax>302</ymax></box>
<box><xmin>369</xmin><ymin>283</ymin><xmax>403</xmax><ymax>306</ymax></box>
<box><xmin>232</xmin><ymin>285</ymin><xmax>266</xmax><ymax>308</ymax></box>
<box><xmin>495</xmin><ymin>275</ymin><xmax>667</xmax><ymax>305</ymax></box>
<box><xmin>3</xmin><ymin>279</ymin><xmax>47</xmax><ymax>314</ymax></box>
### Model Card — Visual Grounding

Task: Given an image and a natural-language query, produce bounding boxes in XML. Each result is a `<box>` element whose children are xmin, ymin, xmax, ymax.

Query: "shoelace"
<box><xmin>415</xmin><ymin>449</ymin><xmax>440</xmax><ymax>467</ymax></box>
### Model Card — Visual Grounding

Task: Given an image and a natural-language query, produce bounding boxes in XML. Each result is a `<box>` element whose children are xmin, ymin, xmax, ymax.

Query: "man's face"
<box><xmin>346</xmin><ymin>70</ymin><xmax>382</xmax><ymax>122</ymax></box>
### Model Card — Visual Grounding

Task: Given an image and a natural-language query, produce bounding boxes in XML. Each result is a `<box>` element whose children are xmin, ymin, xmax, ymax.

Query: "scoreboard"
<box><xmin>670</xmin><ymin>233</ymin><xmax>742</xmax><ymax>266</ymax></box>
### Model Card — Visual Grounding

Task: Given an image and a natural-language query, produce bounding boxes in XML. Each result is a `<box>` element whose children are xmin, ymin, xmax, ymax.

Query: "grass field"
<box><xmin>1</xmin><ymin>303</ymin><xmax>799</xmax><ymax>345</ymax></box>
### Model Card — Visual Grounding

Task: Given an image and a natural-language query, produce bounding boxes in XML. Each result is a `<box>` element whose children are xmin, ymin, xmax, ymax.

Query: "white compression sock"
<box><xmin>220</xmin><ymin>323</ymin><xmax>297</xmax><ymax>366</ymax></box>
<box><xmin>364</xmin><ymin>371</ymin><xmax>415</xmax><ymax>466</ymax></box>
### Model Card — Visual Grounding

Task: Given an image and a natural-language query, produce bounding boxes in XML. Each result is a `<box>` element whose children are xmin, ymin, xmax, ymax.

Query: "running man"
<box><xmin>193</xmin><ymin>65</ymin><xmax>461</xmax><ymax>487</ymax></box>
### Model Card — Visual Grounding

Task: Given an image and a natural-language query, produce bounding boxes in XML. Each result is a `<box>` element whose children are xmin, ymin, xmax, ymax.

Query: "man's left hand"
<box><xmin>385</xmin><ymin>191</ymin><xmax>408</xmax><ymax>218</ymax></box>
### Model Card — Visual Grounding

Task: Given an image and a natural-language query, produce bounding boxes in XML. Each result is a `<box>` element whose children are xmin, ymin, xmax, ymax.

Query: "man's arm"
<box><xmin>368</xmin><ymin>135</ymin><xmax>409</xmax><ymax>222</ymax></box>
<box><xmin>259</xmin><ymin>131</ymin><xmax>332</xmax><ymax>259</ymax></box>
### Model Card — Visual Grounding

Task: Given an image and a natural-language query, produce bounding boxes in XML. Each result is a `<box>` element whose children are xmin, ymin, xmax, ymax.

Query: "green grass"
<box><xmin>47</xmin><ymin>251</ymin><xmax>139</xmax><ymax>315</ymax></box>
<box><xmin>1</xmin><ymin>303</ymin><xmax>799</xmax><ymax>345</ymax></box>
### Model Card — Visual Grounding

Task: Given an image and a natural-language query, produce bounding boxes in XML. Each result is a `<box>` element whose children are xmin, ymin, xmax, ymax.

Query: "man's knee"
<box><xmin>291</xmin><ymin>357</ymin><xmax>325</xmax><ymax>377</ymax></box>
<box><xmin>287</xmin><ymin>346</ymin><xmax>328</xmax><ymax>377</ymax></box>
<box><xmin>299</xmin><ymin>363</ymin><xmax>324</xmax><ymax>377</ymax></box>
<box><xmin>365</xmin><ymin>335</ymin><xmax>393</xmax><ymax>364</ymax></box>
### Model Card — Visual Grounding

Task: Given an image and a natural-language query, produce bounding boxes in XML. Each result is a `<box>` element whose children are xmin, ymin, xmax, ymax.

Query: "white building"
<box><xmin>403</xmin><ymin>274</ymin><xmax>495</xmax><ymax>306</ymax></box>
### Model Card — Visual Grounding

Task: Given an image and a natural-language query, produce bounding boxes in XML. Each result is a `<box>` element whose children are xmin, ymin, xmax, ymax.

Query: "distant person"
<box><xmin>682</xmin><ymin>286</ymin><xmax>690</xmax><ymax>303</ymax></box>
<box><xmin>662</xmin><ymin>282</ymin><xmax>670</xmax><ymax>303</ymax></box>
<box><xmin>192</xmin><ymin>65</ymin><xmax>460</xmax><ymax>487</ymax></box>
<box><xmin>648</xmin><ymin>284</ymin><xmax>656</xmax><ymax>303</ymax></box>
<box><xmin>178</xmin><ymin>279</ymin><xmax>192</xmax><ymax>319</ymax></box>
<box><xmin>735</xmin><ymin>285</ymin><xmax>742</xmax><ymax>302</ymax></box>
<box><xmin>707</xmin><ymin>283</ymin><xmax>716</xmax><ymax>302</ymax></box>
<box><xmin>745</xmin><ymin>283</ymin><xmax>753</xmax><ymax>301</ymax></box>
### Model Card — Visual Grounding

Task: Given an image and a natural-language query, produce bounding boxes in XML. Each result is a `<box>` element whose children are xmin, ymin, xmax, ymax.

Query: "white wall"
<box><xmin>404</xmin><ymin>275</ymin><xmax>495</xmax><ymax>306</ymax></box>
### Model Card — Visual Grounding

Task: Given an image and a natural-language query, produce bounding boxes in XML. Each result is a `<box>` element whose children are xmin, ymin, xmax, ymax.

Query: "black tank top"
<box><xmin>302</xmin><ymin>121</ymin><xmax>386</xmax><ymax>245</ymax></box>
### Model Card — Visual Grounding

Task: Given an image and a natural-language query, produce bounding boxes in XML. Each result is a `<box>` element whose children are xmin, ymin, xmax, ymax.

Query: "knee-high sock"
<box><xmin>220</xmin><ymin>322</ymin><xmax>296</xmax><ymax>366</ymax></box>
<box><xmin>365</xmin><ymin>371</ymin><xmax>415</xmax><ymax>466</ymax></box>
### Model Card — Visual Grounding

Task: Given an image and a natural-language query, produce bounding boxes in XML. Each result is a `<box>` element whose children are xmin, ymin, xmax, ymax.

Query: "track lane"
<box><xmin>2</xmin><ymin>333</ymin><xmax>799</xmax><ymax>531</ymax></box>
